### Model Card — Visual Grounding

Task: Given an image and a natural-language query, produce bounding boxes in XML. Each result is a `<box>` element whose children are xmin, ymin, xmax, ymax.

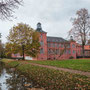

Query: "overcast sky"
<box><xmin>0</xmin><ymin>0</ymin><xmax>90</xmax><ymax>43</ymax></box>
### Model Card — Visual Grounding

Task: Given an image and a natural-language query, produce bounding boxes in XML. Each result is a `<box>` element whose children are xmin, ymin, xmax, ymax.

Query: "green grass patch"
<box><xmin>28</xmin><ymin>59</ymin><xmax>90</xmax><ymax>72</ymax></box>
<box><xmin>2</xmin><ymin>59</ymin><xmax>20</xmax><ymax>67</ymax></box>
<box><xmin>2</xmin><ymin>60</ymin><xmax>90</xmax><ymax>90</ymax></box>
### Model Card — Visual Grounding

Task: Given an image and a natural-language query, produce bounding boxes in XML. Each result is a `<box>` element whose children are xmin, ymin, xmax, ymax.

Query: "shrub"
<box><xmin>69</xmin><ymin>56</ymin><xmax>74</xmax><ymax>59</ymax></box>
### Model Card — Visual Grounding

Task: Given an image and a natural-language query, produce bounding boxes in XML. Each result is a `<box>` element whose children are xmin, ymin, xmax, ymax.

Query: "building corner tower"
<box><xmin>36</xmin><ymin>22</ymin><xmax>47</xmax><ymax>60</ymax></box>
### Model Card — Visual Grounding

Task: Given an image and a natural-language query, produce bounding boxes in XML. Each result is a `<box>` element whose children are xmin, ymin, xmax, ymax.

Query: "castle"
<box><xmin>12</xmin><ymin>22</ymin><xmax>90</xmax><ymax>60</ymax></box>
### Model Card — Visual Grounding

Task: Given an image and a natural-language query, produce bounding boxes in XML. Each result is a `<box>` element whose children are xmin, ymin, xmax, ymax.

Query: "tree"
<box><xmin>0</xmin><ymin>42</ymin><xmax>5</xmax><ymax>58</ymax></box>
<box><xmin>6</xmin><ymin>23</ymin><xmax>40</xmax><ymax>60</ymax></box>
<box><xmin>48</xmin><ymin>41</ymin><xmax>69</xmax><ymax>60</ymax></box>
<box><xmin>0</xmin><ymin>0</ymin><xmax>23</xmax><ymax>20</ymax></box>
<box><xmin>69</xmin><ymin>8</ymin><xmax>90</xmax><ymax>58</ymax></box>
<box><xmin>5</xmin><ymin>42</ymin><xmax>13</xmax><ymax>58</ymax></box>
<box><xmin>56</xmin><ymin>42</ymin><xmax>69</xmax><ymax>59</ymax></box>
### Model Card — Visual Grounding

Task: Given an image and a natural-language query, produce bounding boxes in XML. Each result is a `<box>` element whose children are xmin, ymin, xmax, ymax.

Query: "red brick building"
<box><xmin>12</xmin><ymin>23</ymin><xmax>90</xmax><ymax>60</ymax></box>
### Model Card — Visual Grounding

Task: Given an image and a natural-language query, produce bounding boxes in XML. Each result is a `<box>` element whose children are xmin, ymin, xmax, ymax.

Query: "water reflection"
<box><xmin>0</xmin><ymin>62</ymin><xmax>4</xmax><ymax>77</ymax></box>
<box><xmin>0</xmin><ymin>62</ymin><xmax>44</xmax><ymax>90</ymax></box>
<box><xmin>0</xmin><ymin>69</ymin><xmax>11</xmax><ymax>90</ymax></box>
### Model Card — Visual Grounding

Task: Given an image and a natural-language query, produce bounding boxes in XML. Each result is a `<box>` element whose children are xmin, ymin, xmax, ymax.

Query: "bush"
<box><xmin>69</xmin><ymin>56</ymin><xmax>74</xmax><ymax>59</ymax></box>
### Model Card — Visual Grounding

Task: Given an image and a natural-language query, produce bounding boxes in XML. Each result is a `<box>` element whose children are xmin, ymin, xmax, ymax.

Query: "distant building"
<box><xmin>12</xmin><ymin>23</ymin><xmax>90</xmax><ymax>60</ymax></box>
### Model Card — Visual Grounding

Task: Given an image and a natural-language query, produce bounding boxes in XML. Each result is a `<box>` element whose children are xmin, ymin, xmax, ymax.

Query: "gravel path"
<box><xmin>29</xmin><ymin>63</ymin><xmax>90</xmax><ymax>77</ymax></box>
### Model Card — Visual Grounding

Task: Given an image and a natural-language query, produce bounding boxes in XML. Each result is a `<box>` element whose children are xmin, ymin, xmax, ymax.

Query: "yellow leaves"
<box><xmin>6</xmin><ymin>23</ymin><xmax>40</xmax><ymax>58</ymax></box>
<box><xmin>32</xmin><ymin>31</ymin><xmax>40</xmax><ymax>41</ymax></box>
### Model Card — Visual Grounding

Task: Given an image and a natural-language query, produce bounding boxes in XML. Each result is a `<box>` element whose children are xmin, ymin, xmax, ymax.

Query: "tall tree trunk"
<box><xmin>22</xmin><ymin>45</ymin><xmax>25</xmax><ymax>60</ymax></box>
<box><xmin>82</xmin><ymin>45</ymin><xmax>85</xmax><ymax>58</ymax></box>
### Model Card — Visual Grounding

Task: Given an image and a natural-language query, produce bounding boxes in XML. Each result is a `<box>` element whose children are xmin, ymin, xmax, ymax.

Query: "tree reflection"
<box><xmin>0</xmin><ymin>62</ymin><xmax>41</xmax><ymax>90</ymax></box>
<box><xmin>6</xmin><ymin>69</ymin><xmax>32</xmax><ymax>90</ymax></box>
<box><xmin>0</xmin><ymin>61</ymin><xmax>5</xmax><ymax>76</ymax></box>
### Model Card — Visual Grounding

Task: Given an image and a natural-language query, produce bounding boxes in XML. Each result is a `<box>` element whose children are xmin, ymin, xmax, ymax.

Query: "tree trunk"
<box><xmin>82</xmin><ymin>45</ymin><xmax>85</xmax><ymax>58</ymax></box>
<box><xmin>22</xmin><ymin>45</ymin><xmax>25</xmax><ymax>60</ymax></box>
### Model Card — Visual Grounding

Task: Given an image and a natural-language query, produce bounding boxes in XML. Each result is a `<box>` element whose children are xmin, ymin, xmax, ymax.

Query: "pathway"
<box><xmin>29</xmin><ymin>63</ymin><xmax>90</xmax><ymax>77</ymax></box>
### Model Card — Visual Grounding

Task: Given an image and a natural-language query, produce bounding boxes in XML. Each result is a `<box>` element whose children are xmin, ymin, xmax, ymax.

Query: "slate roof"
<box><xmin>86</xmin><ymin>43</ymin><xmax>90</xmax><ymax>45</ymax></box>
<box><xmin>36</xmin><ymin>28</ymin><xmax>47</xmax><ymax>33</ymax></box>
<box><xmin>47</xmin><ymin>36</ymin><xmax>67</xmax><ymax>43</ymax></box>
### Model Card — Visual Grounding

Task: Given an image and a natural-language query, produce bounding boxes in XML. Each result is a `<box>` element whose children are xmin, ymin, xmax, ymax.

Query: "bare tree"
<box><xmin>48</xmin><ymin>42</ymin><xmax>68</xmax><ymax>60</ymax></box>
<box><xmin>0</xmin><ymin>0</ymin><xmax>23</xmax><ymax>20</ymax></box>
<box><xmin>69</xmin><ymin>8</ymin><xmax>90</xmax><ymax>58</ymax></box>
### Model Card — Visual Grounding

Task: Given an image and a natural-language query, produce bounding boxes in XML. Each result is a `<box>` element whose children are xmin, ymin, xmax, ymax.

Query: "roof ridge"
<box><xmin>47</xmin><ymin>36</ymin><xmax>67</xmax><ymax>43</ymax></box>
<box><xmin>47</xmin><ymin>36</ymin><xmax>64</xmax><ymax>39</ymax></box>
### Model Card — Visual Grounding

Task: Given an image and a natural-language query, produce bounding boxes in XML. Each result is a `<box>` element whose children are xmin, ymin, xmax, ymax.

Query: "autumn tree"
<box><xmin>0</xmin><ymin>0</ymin><xmax>23</xmax><ymax>20</ymax></box>
<box><xmin>0</xmin><ymin>42</ymin><xmax>5</xmax><ymax>58</ymax></box>
<box><xmin>69</xmin><ymin>8</ymin><xmax>90</xmax><ymax>58</ymax></box>
<box><xmin>5</xmin><ymin>42</ymin><xmax>13</xmax><ymax>58</ymax></box>
<box><xmin>6</xmin><ymin>23</ymin><xmax>40</xmax><ymax>60</ymax></box>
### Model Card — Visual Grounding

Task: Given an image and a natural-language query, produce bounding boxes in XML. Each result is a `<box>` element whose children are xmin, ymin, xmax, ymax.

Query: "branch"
<box><xmin>0</xmin><ymin>0</ymin><xmax>23</xmax><ymax>20</ymax></box>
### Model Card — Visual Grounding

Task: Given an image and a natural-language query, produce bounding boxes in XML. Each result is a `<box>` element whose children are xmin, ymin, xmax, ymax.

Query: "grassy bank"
<box><xmin>1</xmin><ymin>59</ymin><xmax>90</xmax><ymax>90</ymax></box>
<box><xmin>28</xmin><ymin>59</ymin><xmax>90</xmax><ymax>72</ymax></box>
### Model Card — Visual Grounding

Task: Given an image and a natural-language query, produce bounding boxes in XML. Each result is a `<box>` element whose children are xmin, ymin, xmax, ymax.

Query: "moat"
<box><xmin>0</xmin><ymin>61</ymin><xmax>43</xmax><ymax>90</ymax></box>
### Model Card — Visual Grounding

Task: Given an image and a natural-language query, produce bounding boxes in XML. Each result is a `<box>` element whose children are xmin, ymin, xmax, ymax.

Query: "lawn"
<box><xmin>1</xmin><ymin>59</ymin><xmax>90</xmax><ymax>90</ymax></box>
<box><xmin>28</xmin><ymin>59</ymin><xmax>90</xmax><ymax>72</ymax></box>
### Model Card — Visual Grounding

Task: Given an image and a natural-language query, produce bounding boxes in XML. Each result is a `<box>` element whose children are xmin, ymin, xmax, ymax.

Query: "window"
<box><xmin>67</xmin><ymin>50</ymin><xmax>71</xmax><ymax>54</ymax></box>
<box><xmin>56</xmin><ymin>49</ymin><xmax>59</xmax><ymax>54</ymax></box>
<box><xmin>48</xmin><ymin>49</ymin><xmax>51</xmax><ymax>54</ymax></box>
<box><xmin>50</xmin><ymin>49</ymin><xmax>52</xmax><ymax>54</ymax></box>
<box><xmin>53</xmin><ymin>43</ymin><xmax>55</xmax><ymax>47</ymax></box>
<box><xmin>67</xmin><ymin>44</ymin><xmax>70</xmax><ymax>48</ymax></box>
<box><xmin>48</xmin><ymin>43</ymin><xmax>51</xmax><ymax>47</ymax></box>
<box><xmin>61</xmin><ymin>44</ymin><xmax>64</xmax><ymax>48</ymax></box>
<box><xmin>72</xmin><ymin>44</ymin><xmax>75</xmax><ymax>48</ymax></box>
<box><xmin>51</xmin><ymin>43</ymin><xmax>52</xmax><ymax>47</ymax></box>
<box><xmin>40</xmin><ymin>41</ymin><xmax>43</xmax><ymax>46</ymax></box>
<box><xmin>57</xmin><ymin>44</ymin><xmax>59</xmax><ymax>48</ymax></box>
<box><xmin>40</xmin><ymin>48</ymin><xmax>44</xmax><ymax>54</ymax></box>
<box><xmin>73</xmin><ymin>50</ymin><xmax>75</xmax><ymax>54</ymax></box>
<box><xmin>59</xmin><ymin>44</ymin><xmax>61</xmax><ymax>47</ymax></box>
<box><xmin>69</xmin><ymin>50</ymin><xmax>71</xmax><ymax>54</ymax></box>
<box><xmin>52</xmin><ymin>50</ymin><xmax>55</xmax><ymax>54</ymax></box>
<box><xmin>41</xmin><ymin>34</ymin><xmax>43</xmax><ymax>39</ymax></box>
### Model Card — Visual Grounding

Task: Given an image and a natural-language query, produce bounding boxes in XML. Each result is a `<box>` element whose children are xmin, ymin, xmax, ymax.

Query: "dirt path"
<box><xmin>29</xmin><ymin>63</ymin><xmax>90</xmax><ymax>77</ymax></box>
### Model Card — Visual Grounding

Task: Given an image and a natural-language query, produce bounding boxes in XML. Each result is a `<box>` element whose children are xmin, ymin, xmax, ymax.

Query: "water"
<box><xmin>0</xmin><ymin>61</ymin><xmax>44</xmax><ymax>90</ymax></box>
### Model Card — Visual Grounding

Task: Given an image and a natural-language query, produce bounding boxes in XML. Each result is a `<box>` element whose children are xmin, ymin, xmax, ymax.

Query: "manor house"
<box><xmin>12</xmin><ymin>22</ymin><xmax>90</xmax><ymax>60</ymax></box>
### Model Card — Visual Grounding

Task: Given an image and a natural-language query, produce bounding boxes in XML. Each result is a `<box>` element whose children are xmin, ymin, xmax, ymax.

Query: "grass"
<box><xmin>1</xmin><ymin>59</ymin><xmax>90</xmax><ymax>90</ymax></box>
<box><xmin>28</xmin><ymin>59</ymin><xmax>90</xmax><ymax>72</ymax></box>
<box><xmin>2</xmin><ymin>59</ymin><xmax>20</xmax><ymax>67</ymax></box>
